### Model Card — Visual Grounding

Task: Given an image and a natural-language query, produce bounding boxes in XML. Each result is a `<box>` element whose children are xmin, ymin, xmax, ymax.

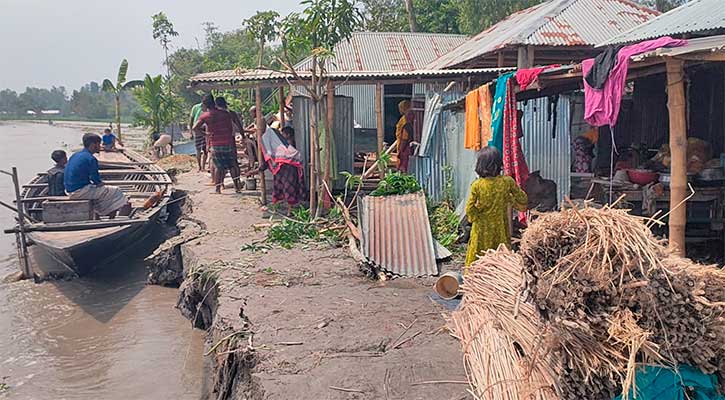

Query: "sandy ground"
<box><xmin>176</xmin><ymin>170</ymin><xmax>472</xmax><ymax>400</ymax></box>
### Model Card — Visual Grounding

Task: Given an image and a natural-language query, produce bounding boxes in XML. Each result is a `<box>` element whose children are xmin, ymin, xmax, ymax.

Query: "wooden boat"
<box><xmin>10</xmin><ymin>149</ymin><xmax>172</xmax><ymax>276</ymax></box>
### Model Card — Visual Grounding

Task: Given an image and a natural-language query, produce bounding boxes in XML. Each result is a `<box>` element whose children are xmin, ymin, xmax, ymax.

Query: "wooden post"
<box><xmin>666</xmin><ymin>58</ymin><xmax>687</xmax><ymax>255</ymax></box>
<box><xmin>255</xmin><ymin>85</ymin><xmax>267</xmax><ymax>205</ymax></box>
<box><xmin>375</xmin><ymin>83</ymin><xmax>385</xmax><ymax>178</ymax></box>
<box><xmin>11</xmin><ymin>167</ymin><xmax>31</xmax><ymax>278</ymax></box>
<box><xmin>279</xmin><ymin>86</ymin><xmax>286</xmax><ymax>129</ymax></box>
<box><xmin>497</xmin><ymin>51</ymin><xmax>505</xmax><ymax>68</ymax></box>
<box><xmin>517</xmin><ymin>46</ymin><xmax>534</xmax><ymax>69</ymax></box>
<box><xmin>324</xmin><ymin>81</ymin><xmax>334</xmax><ymax>197</ymax></box>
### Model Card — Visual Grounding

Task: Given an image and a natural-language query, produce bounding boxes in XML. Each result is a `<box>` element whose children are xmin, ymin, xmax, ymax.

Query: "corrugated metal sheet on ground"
<box><xmin>359</xmin><ymin>191</ymin><xmax>438</xmax><ymax>277</ymax></box>
<box><xmin>520</xmin><ymin>95</ymin><xmax>572</xmax><ymax>206</ymax></box>
<box><xmin>601</xmin><ymin>0</ymin><xmax>725</xmax><ymax>46</ymax></box>
<box><xmin>426</xmin><ymin>0</ymin><xmax>659</xmax><ymax>69</ymax></box>
<box><xmin>295</xmin><ymin>32</ymin><xmax>467</xmax><ymax>73</ymax></box>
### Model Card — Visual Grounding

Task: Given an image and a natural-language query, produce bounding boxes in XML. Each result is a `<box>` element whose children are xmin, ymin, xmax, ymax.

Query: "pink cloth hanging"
<box><xmin>583</xmin><ymin>36</ymin><xmax>687</xmax><ymax>127</ymax></box>
<box><xmin>502</xmin><ymin>77</ymin><xmax>529</xmax><ymax>225</ymax></box>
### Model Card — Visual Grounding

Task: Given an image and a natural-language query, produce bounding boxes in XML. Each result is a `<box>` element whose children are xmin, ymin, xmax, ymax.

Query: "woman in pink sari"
<box><xmin>251</xmin><ymin>123</ymin><xmax>304</xmax><ymax>215</ymax></box>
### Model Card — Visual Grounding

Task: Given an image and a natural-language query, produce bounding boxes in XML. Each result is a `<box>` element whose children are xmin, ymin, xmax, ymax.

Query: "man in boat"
<box><xmin>189</xmin><ymin>99</ymin><xmax>208</xmax><ymax>172</ymax></box>
<box><xmin>193</xmin><ymin>95</ymin><xmax>243</xmax><ymax>193</ymax></box>
<box><xmin>101</xmin><ymin>128</ymin><xmax>123</xmax><ymax>151</ymax></box>
<box><xmin>47</xmin><ymin>150</ymin><xmax>67</xmax><ymax>197</ymax></box>
<box><xmin>65</xmin><ymin>133</ymin><xmax>132</xmax><ymax>218</ymax></box>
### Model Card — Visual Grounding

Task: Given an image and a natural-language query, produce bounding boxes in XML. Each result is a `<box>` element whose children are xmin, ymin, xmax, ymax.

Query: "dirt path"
<box><xmin>174</xmin><ymin>171</ymin><xmax>471</xmax><ymax>400</ymax></box>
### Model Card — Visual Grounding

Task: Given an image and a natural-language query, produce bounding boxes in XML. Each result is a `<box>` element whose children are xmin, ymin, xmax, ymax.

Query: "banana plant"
<box><xmin>102</xmin><ymin>59</ymin><xmax>143</xmax><ymax>141</ymax></box>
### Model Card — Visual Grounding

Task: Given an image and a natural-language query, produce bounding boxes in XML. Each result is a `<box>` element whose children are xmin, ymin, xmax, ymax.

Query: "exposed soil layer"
<box><xmin>173</xmin><ymin>171</ymin><xmax>471</xmax><ymax>400</ymax></box>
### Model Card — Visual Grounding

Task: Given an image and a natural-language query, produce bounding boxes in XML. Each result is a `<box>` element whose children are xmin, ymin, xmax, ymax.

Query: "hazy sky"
<box><xmin>0</xmin><ymin>0</ymin><xmax>302</xmax><ymax>92</ymax></box>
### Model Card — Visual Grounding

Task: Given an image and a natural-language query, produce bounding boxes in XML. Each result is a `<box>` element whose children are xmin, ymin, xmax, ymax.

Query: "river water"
<box><xmin>0</xmin><ymin>122</ymin><xmax>204</xmax><ymax>399</ymax></box>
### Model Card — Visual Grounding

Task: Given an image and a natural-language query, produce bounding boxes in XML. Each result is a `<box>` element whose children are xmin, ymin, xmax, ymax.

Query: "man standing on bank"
<box><xmin>64</xmin><ymin>133</ymin><xmax>132</xmax><ymax>218</ymax></box>
<box><xmin>193</xmin><ymin>95</ymin><xmax>242</xmax><ymax>193</ymax></box>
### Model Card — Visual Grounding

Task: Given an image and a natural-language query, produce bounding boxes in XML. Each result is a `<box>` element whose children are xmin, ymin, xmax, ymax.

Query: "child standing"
<box><xmin>465</xmin><ymin>147</ymin><xmax>528</xmax><ymax>269</ymax></box>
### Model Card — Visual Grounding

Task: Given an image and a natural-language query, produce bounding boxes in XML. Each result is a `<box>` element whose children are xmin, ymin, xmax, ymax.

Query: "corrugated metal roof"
<box><xmin>600</xmin><ymin>0</ymin><xmax>725</xmax><ymax>46</ymax></box>
<box><xmin>359</xmin><ymin>191</ymin><xmax>438</xmax><ymax>277</ymax></box>
<box><xmin>189</xmin><ymin>67</ymin><xmax>514</xmax><ymax>87</ymax></box>
<box><xmin>426</xmin><ymin>0</ymin><xmax>659</xmax><ymax>69</ymax></box>
<box><xmin>294</xmin><ymin>32</ymin><xmax>468</xmax><ymax>72</ymax></box>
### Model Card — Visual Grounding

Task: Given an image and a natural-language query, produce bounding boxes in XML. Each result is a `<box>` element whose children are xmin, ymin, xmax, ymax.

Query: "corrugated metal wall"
<box><xmin>520</xmin><ymin>95</ymin><xmax>572</xmax><ymax>205</ymax></box>
<box><xmin>292</xmin><ymin>95</ymin><xmax>355</xmax><ymax>190</ymax></box>
<box><xmin>411</xmin><ymin>116</ymin><xmax>447</xmax><ymax>203</ymax></box>
<box><xmin>335</xmin><ymin>84</ymin><xmax>376</xmax><ymax>129</ymax></box>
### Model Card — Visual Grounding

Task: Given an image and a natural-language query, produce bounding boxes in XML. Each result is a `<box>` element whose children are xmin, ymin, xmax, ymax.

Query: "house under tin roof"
<box><xmin>426</xmin><ymin>0</ymin><xmax>659</xmax><ymax>69</ymax></box>
<box><xmin>600</xmin><ymin>0</ymin><xmax>725</xmax><ymax>46</ymax></box>
<box><xmin>294</xmin><ymin>31</ymin><xmax>468</xmax><ymax>73</ymax></box>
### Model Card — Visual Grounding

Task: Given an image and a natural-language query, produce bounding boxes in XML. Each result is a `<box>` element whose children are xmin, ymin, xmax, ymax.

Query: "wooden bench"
<box><xmin>42</xmin><ymin>200</ymin><xmax>93</xmax><ymax>223</ymax></box>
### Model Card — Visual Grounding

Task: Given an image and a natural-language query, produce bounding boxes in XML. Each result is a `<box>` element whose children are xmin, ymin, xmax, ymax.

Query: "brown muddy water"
<box><xmin>0</xmin><ymin>122</ymin><xmax>204</xmax><ymax>399</ymax></box>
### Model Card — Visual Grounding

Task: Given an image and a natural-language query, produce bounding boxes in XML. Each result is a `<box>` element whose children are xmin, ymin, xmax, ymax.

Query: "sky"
<box><xmin>0</xmin><ymin>0</ymin><xmax>302</xmax><ymax>92</ymax></box>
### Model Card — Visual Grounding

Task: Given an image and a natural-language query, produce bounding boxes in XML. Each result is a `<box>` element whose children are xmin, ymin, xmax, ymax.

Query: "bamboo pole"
<box><xmin>279</xmin><ymin>86</ymin><xmax>286</xmax><ymax>129</ymax></box>
<box><xmin>497</xmin><ymin>51</ymin><xmax>505</xmax><ymax>68</ymax></box>
<box><xmin>11</xmin><ymin>167</ymin><xmax>31</xmax><ymax>278</ymax></box>
<box><xmin>666</xmin><ymin>58</ymin><xmax>687</xmax><ymax>255</ymax></box>
<box><xmin>324</xmin><ymin>80</ymin><xmax>334</xmax><ymax>201</ymax></box>
<box><xmin>375</xmin><ymin>83</ymin><xmax>385</xmax><ymax>178</ymax></box>
<box><xmin>255</xmin><ymin>85</ymin><xmax>268</xmax><ymax>205</ymax></box>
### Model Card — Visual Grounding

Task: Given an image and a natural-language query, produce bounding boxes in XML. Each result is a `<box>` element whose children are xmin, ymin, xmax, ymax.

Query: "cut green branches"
<box><xmin>370</xmin><ymin>172</ymin><xmax>421</xmax><ymax>197</ymax></box>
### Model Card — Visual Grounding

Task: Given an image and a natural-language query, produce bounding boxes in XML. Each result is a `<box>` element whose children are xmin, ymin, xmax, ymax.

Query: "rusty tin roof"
<box><xmin>294</xmin><ymin>32</ymin><xmax>468</xmax><ymax>73</ymax></box>
<box><xmin>426</xmin><ymin>0</ymin><xmax>659</xmax><ymax>69</ymax></box>
<box><xmin>600</xmin><ymin>0</ymin><xmax>725</xmax><ymax>46</ymax></box>
<box><xmin>359</xmin><ymin>191</ymin><xmax>438</xmax><ymax>277</ymax></box>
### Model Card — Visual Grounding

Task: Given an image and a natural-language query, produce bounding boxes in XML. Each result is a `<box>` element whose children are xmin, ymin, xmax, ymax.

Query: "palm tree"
<box><xmin>102</xmin><ymin>59</ymin><xmax>143</xmax><ymax>140</ymax></box>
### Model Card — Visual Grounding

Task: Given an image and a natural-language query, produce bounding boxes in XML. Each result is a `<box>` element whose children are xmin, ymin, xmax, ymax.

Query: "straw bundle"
<box><xmin>448</xmin><ymin>249</ymin><xmax>560</xmax><ymax>400</ymax></box>
<box><xmin>517</xmin><ymin>205</ymin><xmax>725</xmax><ymax>399</ymax></box>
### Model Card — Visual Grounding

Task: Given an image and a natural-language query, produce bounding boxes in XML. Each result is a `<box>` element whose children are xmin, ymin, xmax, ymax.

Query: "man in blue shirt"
<box><xmin>65</xmin><ymin>133</ymin><xmax>131</xmax><ymax>218</ymax></box>
<box><xmin>101</xmin><ymin>128</ymin><xmax>123</xmax><ymax>151</ymax></box>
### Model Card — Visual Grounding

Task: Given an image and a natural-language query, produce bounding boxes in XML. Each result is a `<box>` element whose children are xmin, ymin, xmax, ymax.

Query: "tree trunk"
<box><xmin>404</xmin><ymin>0</ymin><xmax>418</xmax><ymax>32</ymax></box>
<box><xmin>324</xmin><ymin>80</ymin><xmax>334</xmax><ymax>205</ymax></box>
<box><xmin>255</xmin><ymin>85</ymin><xmax>268</xmax><ymax>205</ymax></box>
<box><xmin>258</xmin><ymin>41</ymin><xmax>265</xmax><ymax>68</ymax></box>
<box><xmin>666</xmin><ymin>59</ymin><xmax>687</xmax><ymax>256</ymax></box>
<box><xmin>115</xmin><ymin>95</ymin><xmax>122</xmax><ymax>141</ymax></box>
<box><xmin>309</xmin><ymin>56</ymin><xmax>320</xmax><ymax>217</ymax></box>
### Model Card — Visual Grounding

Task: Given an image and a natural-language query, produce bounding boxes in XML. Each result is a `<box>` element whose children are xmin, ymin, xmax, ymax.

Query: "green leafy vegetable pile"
<box><xmin>370</xmin><ymin>172</ymin><xmax>422</xmax><ymax>197</ymax></box>
<box><xmin>429</xmin><ymin>202</ymin><xmax>460</xmax><ymax>249</ymax></box>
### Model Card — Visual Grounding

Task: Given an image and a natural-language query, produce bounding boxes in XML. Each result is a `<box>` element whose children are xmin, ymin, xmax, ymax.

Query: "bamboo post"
<box><xmin>255</xmin><ymin>85</ymin><xmax>267</xmax><ymax>205</ymax></box>
<box><xmin>666</xmin><ymin>58</ymin><xmax>687</xmax><ymax>255</ymax></box>
<box><xmin>324</xmin><ymin>80</ymin><xmax>334</xmax><ymax>199</ymax></box>
<box><xmin>279</xmin><ymin>86</ymin><xmax>286</xmax><ymax>129</ymax></box>
<box><xmin>375</xmin><ymin>83</ymin><xmax>385</xmax><ymax>178</ymax></box>
<box><xmin>11</xmin><ymin>167</ymin><xmax>31</xmax><ymax>278</ymax></box>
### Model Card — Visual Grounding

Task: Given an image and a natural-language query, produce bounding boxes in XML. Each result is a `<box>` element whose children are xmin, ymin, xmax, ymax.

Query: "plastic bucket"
<box><xmin>435</xmin><ymin>271</ymin><xmax>463</xmax><ymax>300</ymax></box>
<box><xmin>245</xmin><ymin>178</ymin><xmax>257</xmax><ymax>191</ymax></box>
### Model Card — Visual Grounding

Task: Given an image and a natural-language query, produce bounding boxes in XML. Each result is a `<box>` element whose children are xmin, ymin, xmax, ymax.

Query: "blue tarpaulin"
<box><xmin>614</xmin><ymin>365</ymin><xmax>725</xmax><ymax>400</ymax></box>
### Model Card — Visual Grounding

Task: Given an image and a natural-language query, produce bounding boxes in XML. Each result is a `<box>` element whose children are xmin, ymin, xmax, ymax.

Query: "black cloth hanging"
<box><xmin>585</xmin><ymin>45</ymin><xmax>623</xmax><ymax>89</ymax></box>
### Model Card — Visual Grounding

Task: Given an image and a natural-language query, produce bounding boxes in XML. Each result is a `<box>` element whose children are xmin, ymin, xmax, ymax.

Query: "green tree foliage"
<box><xmin>152</xmin><ymin>12</ymin><xmax>179</xmax><ymax>78</ymax></box>
<box><xmin>457</xmin><ymin>0</ymin><xmax>544</xmax><ymax>34</ymax></box>
<box><xmin>360</xmin><ymin>0</ymin><xmax>408</xmax><ymax>32</ymax></box>
<box><xmin>243</xmin><ymin>10</ymin><xmax>280</xmax><ymax>67</ymax></box>
<box><xmin>102</xmin><ymin>59</ymin><xmax>143</xmax><ymax>139</ymax></box>
<box><xmin>636</xmin><ymin>0</ymin><xmax>687</xmax><ymax>11</ymax></box>
<box><xmin>133</xmin><ymin>75</ymin><xmax>181</xmax><ymax>140</ymax></box>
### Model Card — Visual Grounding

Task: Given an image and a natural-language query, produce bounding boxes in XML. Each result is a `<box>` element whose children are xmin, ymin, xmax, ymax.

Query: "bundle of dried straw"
<box><xmin>448</xmin><ymin>249</ymin><xmax>560</xmax><ymax>400</ymax></box>
<box><xmin>451</xmin><ymin>204</ymin><xmax>725</xmax><ymax>400</ymax></box>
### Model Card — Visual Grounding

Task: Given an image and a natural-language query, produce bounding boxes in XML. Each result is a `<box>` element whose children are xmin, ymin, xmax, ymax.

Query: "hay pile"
<box><xmin>450</xmin><ymin>205</ymin><xmax>725</xmax><ymax>400</ymax></box>
<box><xmin>449</xmin><ymin>249</ymin><xmax>559</xmax><ymax>400</ymax></box>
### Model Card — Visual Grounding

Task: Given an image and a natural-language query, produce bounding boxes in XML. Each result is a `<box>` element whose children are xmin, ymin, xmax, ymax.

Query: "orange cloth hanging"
<box><xmin>478</xmin><ymin>84</ymin><xmax>493</xmax><ymax>146</ymax></box>
<box><xmin>464</xmin><ymin>90</ymin><xmax>482</xmax><ymax>150</ymax></box>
